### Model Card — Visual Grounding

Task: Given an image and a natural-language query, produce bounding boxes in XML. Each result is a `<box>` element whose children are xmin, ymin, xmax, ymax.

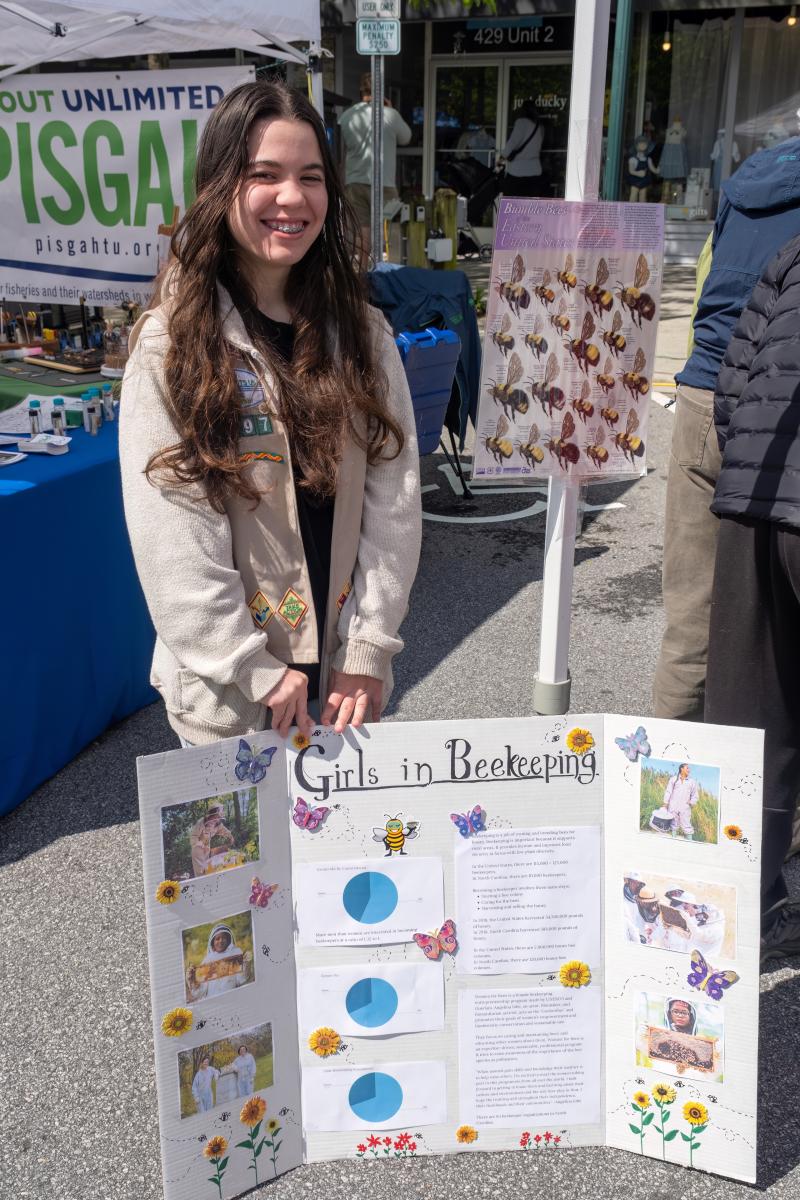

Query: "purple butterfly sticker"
<box><xmin>450</xmin><ymin>806</ymin><xmax>486</xmax><ymax>838</ymax></box>
<box><xmin>615</xmin><ymin>726</ymin><xmax>651</xmax><ymax>762</ymax></box>
<box><xmin>293</xmin><ymin>796</ymin><xmax>330</xmax><ymax>831</ymax></box>
<box><xmin>234</xmin><ymin>739</ymin><xmax>277</xmax><ymax>784</ymax></box>
<box><xmin>687</xmin><ymin>948</ymin><xmax>740</xmax><ymax>1001</ymax></box>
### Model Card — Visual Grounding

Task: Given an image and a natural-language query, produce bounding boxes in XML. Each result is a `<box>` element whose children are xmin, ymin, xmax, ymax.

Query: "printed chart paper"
<box><xmin>137</xmin><ymin>715</ymin><xmax>763</xmax><ymax>1200</ymax></box>
<box><xmin>473</xmin><ymin>199</ymin><xmax>664</xmax><ymax>483</ymax></box>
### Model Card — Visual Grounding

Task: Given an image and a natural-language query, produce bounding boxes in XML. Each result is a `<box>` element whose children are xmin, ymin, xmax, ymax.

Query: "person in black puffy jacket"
<box><xmin>706</xmin><ymin>232</ymin><xmax>800</xmax><ymax>962</ymax></box>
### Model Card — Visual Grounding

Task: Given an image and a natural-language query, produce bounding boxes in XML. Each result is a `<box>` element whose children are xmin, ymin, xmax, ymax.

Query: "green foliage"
<box><xmin>639</xmin><ymin>768</ymin><xmax>718</xmax><ymax>843</ymax></box>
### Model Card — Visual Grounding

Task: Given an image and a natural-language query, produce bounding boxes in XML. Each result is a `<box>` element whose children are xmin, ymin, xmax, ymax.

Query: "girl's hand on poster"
<box><xmin>261</xmin><ymin>669</ymin><xmax>314</xmax><ymax>739</ymax></box>
<box><xmin>321</xmin><ymin>670</ymin><xmax>382</xmax><ymax>733</ymax></box>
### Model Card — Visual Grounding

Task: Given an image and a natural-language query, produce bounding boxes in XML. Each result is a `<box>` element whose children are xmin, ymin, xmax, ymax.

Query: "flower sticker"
<box><xmin>161</xmin><ymin>1006</ymin><xmax>193</xmax><ymax>1037</ymax></box>
<box><xmin>308</xmin><ymin>1027</ymin><xmax>341</xmax><ymax>1057</ymax></box>
<box><xmin>291</xmin><ymin>732</ymin><xmax>311</xmax><ymax>751</ymax></box>
<box><xmin>681</xmin><ymin>1100</ymin><xmax>709</xmax><ymax>1167</ymax></box>
<box><xmin>240</xmin><ymin>1096</ymin><xmax>267</xmax><ymax>1126</ymax></box>
<box><xmin>651</xmin><ymin>1082</ymin><xmax>678</xmax><ymax>1158</ymax></box>
<box><xmin>629</xmin><ymin>1091</ymin><xmax>653</xmax><ymax>1153</ymax></box>
<box><xmin>455</xmin><ymin>1125</ymin><xmax>478</xmax><ymax>1144</ymax></box>
<box><xmin>559</xmin><ymin>960</ymin><xmax>591</xmax><ymax>988</ymax></box>
<box><xmin>237</xmin><ymin>1096</ymin><xmax>280</xmax><ymax>1183</ymax></box>
<box><xmin>566</xmin><ymin>727</ymin><xmax>595</xmax><ymax>754</ymax></box>
<box><xmin>203</xmin><ymin>1135</ymin><xmax>228</xmax><ymax>1198</ymax></box>
<box><xmin>723</xmin><ymin>824</ymin><xmax>743</xmax><ymax>841</ymax></box>
<box><xmin>155</xmin><ymin>880</ymin><xmax>180</xmax><ymax>905</ymax></box>
<box><xmin>355</xmin><ymin>1132</ymin><xmax>417</xmax><ymax>1158</ymax></box>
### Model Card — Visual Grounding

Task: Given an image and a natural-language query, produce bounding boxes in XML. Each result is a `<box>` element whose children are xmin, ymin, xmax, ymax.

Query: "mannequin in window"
<box><xmin>660</xmin><ymin>117</ymin><xmax>688</xmax><ymax>200</ymax></box>
<box><xmin>625</xmin><ymin>135</ymin><xmax>660</xmax><ymax>202</ymax></box>
<box><xmin>710</xmin><ymin>129</ymin><xmax>740</xmax><ymax>194</ymax></box>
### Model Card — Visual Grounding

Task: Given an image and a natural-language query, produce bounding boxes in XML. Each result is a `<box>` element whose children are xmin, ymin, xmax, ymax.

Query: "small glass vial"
<box><xmin>51</xmin><ymin>398</ymin><xmax>66</xmax><ymax>436</ymax></box>
<box><xmin>101</xmin><ymin>382</ymin><xmax>115</xmax><ymax>421</ymax></box>
<box><xmin>28</xmin><ymin>398</ymin><xmax>42</xmax><ymax>436</ymax></box>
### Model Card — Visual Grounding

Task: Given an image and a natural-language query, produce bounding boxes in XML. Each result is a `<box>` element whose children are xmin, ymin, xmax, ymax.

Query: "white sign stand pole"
<box><xmin>370</xmin><ymin>54</ymin><xmax>384</xmax><ymax>267</ymax></box>
<box><xmin>532</xmin><ymin>0</ymin><xmax>612</xmax><ymax>716</ymax></box>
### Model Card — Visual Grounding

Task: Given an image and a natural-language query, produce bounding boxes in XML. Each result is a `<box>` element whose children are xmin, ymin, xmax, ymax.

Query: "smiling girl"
<box><xmin>120</xmin><ymin>81</ymin><xmax>421</xmax><ymax>746</ymax></box>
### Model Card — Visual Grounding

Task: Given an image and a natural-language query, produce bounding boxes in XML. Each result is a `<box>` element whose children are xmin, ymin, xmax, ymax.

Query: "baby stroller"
<box><xmin>437</xmin><ymin>157</ymin><xmax>501</xmax><ymax>261</ymax></box>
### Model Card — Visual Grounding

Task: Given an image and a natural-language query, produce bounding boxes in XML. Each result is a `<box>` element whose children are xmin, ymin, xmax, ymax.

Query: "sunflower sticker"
<box><xmin>308</xmin><ymin>1027</ymin><xmax>341</xmax><ymax>1057</ymax></box>
<box><xmin>566</xmin><ymin>727</ymin><xmax>595</xmax><ymax>754</ymax></box>
<box><xmin>161</xmin><ymin>1006</ymin><xmax>193</xmax><ymax>1037</ymax></box>
<box><xmin>155</xmin><ymin>880</ymin><xmax>180</xmax><ymax>905</ymax></box>
<box><xmin>559</xmin><ymin>960</ymin><xmax>591</xmax><ymax>988</ymax></box>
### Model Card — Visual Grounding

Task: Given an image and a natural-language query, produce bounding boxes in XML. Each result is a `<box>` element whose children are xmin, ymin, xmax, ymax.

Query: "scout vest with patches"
<box><xmin>226</xmin><ymin>353</ymin><xmax>363</xmax><ymax>670</ymax></box>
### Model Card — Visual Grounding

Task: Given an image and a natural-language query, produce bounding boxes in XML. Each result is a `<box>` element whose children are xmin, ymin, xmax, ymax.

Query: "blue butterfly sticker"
<box><xmin>450</xmin><ymin>806</ymin><xmax>486</xmax><ymax>838</ymax></box>
<box><xmin>234</xmin><ymin>739</ymin><xmax>277</xmax><ymax>784</ymax></box>
<box><xmin>615</xmin><ymin>726</ymin><xmax>651</xmax><ymax>762</ymax></box>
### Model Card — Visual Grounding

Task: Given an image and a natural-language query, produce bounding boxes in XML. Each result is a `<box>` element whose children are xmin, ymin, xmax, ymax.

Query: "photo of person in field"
<box><xmin>639</xmin><ymin>758</ymin><xmax>721</xmax><ymax>844</ymax></box>
<box><xmin>177</xmin><ymin>1022</ymin><xmax>273</xmax><ymax>1119</ymax></box>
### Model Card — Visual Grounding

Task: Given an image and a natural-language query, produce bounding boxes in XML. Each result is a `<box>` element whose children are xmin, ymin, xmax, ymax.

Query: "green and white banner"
<box><xmin>0</xmin><ymin>67</ymin><xmax>253</xmax><ymax>306</ymax></box>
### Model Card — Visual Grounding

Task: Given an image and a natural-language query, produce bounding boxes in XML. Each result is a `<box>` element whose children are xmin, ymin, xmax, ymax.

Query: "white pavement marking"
<box><xmin>652</xmin><ymin>389</ymin><xmax>676</xmax><ymax>411</ymax></box>
<box><xmin>422</xmin><ymin>498</ymin><xmax>549</xmax><ymax>524</ymax></box>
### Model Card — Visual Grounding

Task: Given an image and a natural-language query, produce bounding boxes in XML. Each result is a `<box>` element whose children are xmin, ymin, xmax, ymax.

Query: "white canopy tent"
<box><xmin>0</xmin><ymin>0</ymin><xmax>324</xmax><ymax>108</ymax></box>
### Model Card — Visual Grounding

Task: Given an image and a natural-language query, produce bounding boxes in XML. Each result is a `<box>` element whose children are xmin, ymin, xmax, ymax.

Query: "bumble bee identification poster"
<box><xmin>473</xmin><ymin>199</ymin><xmax>665</xmax><ymax>482</ymax></box>
<box><xmin>137</xmin><ymin>715</ymin><xmax>761</xmax><ymax>1199</ymax></box>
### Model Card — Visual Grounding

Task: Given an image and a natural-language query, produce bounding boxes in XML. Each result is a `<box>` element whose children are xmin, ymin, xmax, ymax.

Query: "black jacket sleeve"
<box><xmin>713</xmin><ymin>243</ymin><xmax>787</xmax><ymax>449</ymax></box>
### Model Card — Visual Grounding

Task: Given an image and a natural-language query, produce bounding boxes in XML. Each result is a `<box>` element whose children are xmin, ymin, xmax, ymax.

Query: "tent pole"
<box><xmin>307</xmin><ymin>40</ymin><xmax>324</xmax><ymax>115</ymax></box>
<box><xmin>533</xmin><ymin>0</ymin><xmax>611</xmax><ymax>717</ymax></box>
<box><xmin>0</xmin><ymin>13</ymin><xmax>148</xmax><ymax>80</ymax></box>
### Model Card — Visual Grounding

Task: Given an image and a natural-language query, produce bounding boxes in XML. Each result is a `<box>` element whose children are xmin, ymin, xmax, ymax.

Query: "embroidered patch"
<box><xmin>248</xmin><ymin>590</ymin><xmax>275</xmax><ymax>629</ymax></box>
<box><xmin>336</xmin><ymin>580</ymin><xmax>352</xmax><ymax>612</ymax></box>
<box><xmin>277</xmin><ymin>588</ymin><xmax>309</xmax><ymax>629</ymax></box>
<box><xmin>235</xmin><ymin>367</ymin><xmax>266</xmax><ymax>410</ymax></box>
<box><xmin>240</xmin><ymin>450</ymin><xmax>284</xmax><ymax>464</ymax></box>
<box><xmin>238</xmin><ymin>413</ymin><xmax>273</xmax><ymax>438</ymax></box>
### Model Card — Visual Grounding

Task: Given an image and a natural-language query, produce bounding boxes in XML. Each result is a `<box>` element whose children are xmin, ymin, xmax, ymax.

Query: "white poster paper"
<box><xmin>294</xmin><ymin>857</ymin><xmax>444</xmax><ymax>947</ymax></box>
<box><xmin>302</xmin><ymin>1061</ymin><xmax>448</xmax><ymax>1132</ymax></box>
<box><xmin>458</xmin><ymin>987</ymin><xmax>602</xmax><ymax>1128</ymax></box>
<box><xmin>455</xmin><ymin>826</ymin><xmax>601</xmax><ymax>974</ymax></box>
<box><xmin>298</xmin><ymin>962</ymin><xmax>445</xmax><ymax>1037</ymax></box>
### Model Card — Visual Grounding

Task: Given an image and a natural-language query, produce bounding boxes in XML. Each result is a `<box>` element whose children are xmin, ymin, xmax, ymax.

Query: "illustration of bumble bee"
<box><xmin>597</xmin><ymin>356</ymin><xmax>616</xmax><ymax>396</ymax></box>
<box><xmin>528</xmin><ymin>352</ymin><xmax>565</xmax><ymax>416</ymax></box>
<box><xmin>373</xmin><ymin>815</ymin><xmax>420</xmax><ymax>857</ymax></box>
<box><xmin>487</xmin><ymin>351</ymin><xmax>529</xmax><ymax>420</ymax></box>
<box><xmin>549</xmin><ymin>298</ymin><xmax>570</xmax><ymax>334</ymax></box>
<box><xmin>557</xmin><ymin>253</ymin><xmax>577</xmax><ymax>292</ymax></box>
<box><xmin>582</xmin><ymin>258</ymin><xmax>613</xmax><ymax>316</ymax></box>
<box><xmin>484</xmin><ymin>414</ymin><xmax>514</xmax><ymax>464</ymax></box>
<box><xmin>571</xmin><ymin>379</ymin><xmax>594</xmax><ymax>424</ymax></box>
<box><xmin>601</xmin><ymin>405</ymin><xmax>620</xmax><ymax>428</ymax></box>
<box><xmin>601</xmin><ymin>310</ymin><xmax>626</xmax><ymax>357</ymax></box>
<box><xmin>546</xmin><ymin>411</ymin><xmax>580</xmax><ymax>470</ymax></box>
<box><xmin>524</xmin><ymin>315</ymin><xmax>548</xmax><ymax>361</ymax></box>
<box><xmin>585</xmin><ymin>424</ymin><xmax>609</xmax><ymax>469</ymax></box>
<box><xmin>563</xmin><ymin>311</ymin><xmax>601</xmax><ymax>374</ymax></box>
<box><xmin>619</xmin><ymin>347</ymin><xmax>650</xmax><ymax>400</ymax></box>
<box><xmin>534</xmin><ymin>269</ymin><xmax>556</xmax><ymax>308</ymax></box>
<box><xmin>491</xmin><ymin>312</ymin><xmax>515</xmax><ymax>357</ymax></box>
<box><xmin>518</xmin><ymin>423</ymin><xmax>545</xmax><ymax>469</ymax></box>
<box><xmin>495</xmin><ymin>254</ymin><xmax>530</xmax><ymax>317</ymax></box>
<box><xmin>617</xmin><ymin>254</ymin><xmax>656</xmax><ymax>327</ymax></box>
<box><xmin>613</xmin><ymin>408</ymin><xmax>645</xmax><ymax>463</ymax></box>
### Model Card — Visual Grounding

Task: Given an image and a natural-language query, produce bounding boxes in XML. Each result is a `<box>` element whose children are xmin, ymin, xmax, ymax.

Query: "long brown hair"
<box><xmin>146</xmin><ymin>81</ymin><xmax>403</xmax><ymax>511</ymax></box>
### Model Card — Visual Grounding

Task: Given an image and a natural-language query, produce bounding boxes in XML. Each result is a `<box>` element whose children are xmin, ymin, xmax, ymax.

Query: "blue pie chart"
<box><xmin>342</xmin><ymin>871</ymin><xmax>398</xmax><ymax>924</ymax></box>
<box><xmin>348</xmin><ymin>1072</ymin><xmax>404</xmax><ymax>1123</ymax></box>
<box><xmin>345</xmin><ymin>977</ymin><xmax>399</xmax><ymax>1028</ymax></box>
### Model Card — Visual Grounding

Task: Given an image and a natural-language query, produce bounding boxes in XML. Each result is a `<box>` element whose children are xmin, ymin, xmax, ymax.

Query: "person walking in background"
<box><xmin>498</xmin><ymin>100</ymin><xmax>547</xmax><ymax>198</ymax></box>
<box><xmin>705</xmin><ymin>233</ymin><xmax>800</xmax><ymax>961</ymax></box>
<box><xmin>653</xmin><ymin>137</ymin><xmax>800</xmax><ymax>721</ymax></box>
<box><xmin>338</xmin><ymin>73</ymin><xmax>411</xmax><ymax>263</ymax></box>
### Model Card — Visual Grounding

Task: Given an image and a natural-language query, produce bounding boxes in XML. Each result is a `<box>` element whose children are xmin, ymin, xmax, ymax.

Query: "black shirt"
<box><xmin>247</xmin><ymin>309</ymin><xmax>334</xmax><ymax>702</ymax></box>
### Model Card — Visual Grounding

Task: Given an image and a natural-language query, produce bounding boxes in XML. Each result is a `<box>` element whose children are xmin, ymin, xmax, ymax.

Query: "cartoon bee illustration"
<box><xmin>585</xmin><ymin>424</ymin><xmax>609</xmax><ymax>469</ymax></box>
<box><xmin>523</xmin><ymin>315</ymin><xmax>548</xmax><ymax>361</ymax></box>
<box><xmin>613</xmin><ymin>408</ymin><xmax>645</xmax><ymax>463</ymax></box>
<box><xmin>563</xmin><ymin>311</ymin><xmax>601</xmax><ymax>374</ymax></box>
<box><xmin>546</xmin><ymin>411</ymin><xmax>580</xmax><ymax>470</ymax></box>
<box><xmin>571</xmin><ymin>379</ymin><xmax>594</xmax><ymax>424</ymax></box>
<box><xmin>487</xmin><ymin>351</ymin><xmax>529</xmax><ymax>420</ymax></box>
<box><xmin>601</xmin><ymin>310</ymin><xmax>626</xmax><ymax>357</ymax></box>
<box><xmin>549</xmin><ymin>298</ymin><xmax>570</xmax><ymax>334</ymax></box>
<box><xmin>557</xmin><ymin>253</ymin><xmax>577</xmax><ymax>292</ymax></box>
<box><xmin>597</xmin><ymin>356</ymin><xmax>616</xmax><ymax>396</ymax></box>
<box><xmin>601</xmin><ymin>404</ymin><xmax>620</xmax><ymax>428</ymax></box>
<box><xmin>518</xmin><ymin>422</ymin><xmax>545</xmax><ymax>469</ymax></box>
<box><xmin>582</xmin><ymin>258</ymin><xmax>613</xmax><ymax>316</ymax></box>
<box><xmin>373</xmin><ymin>814</ymin><xmax>420</xmax><ymax>857</ymax></box>
<box><xmin>619</xmin><ymin>347</ymin><xmax>650</xmax><ymax>400</ymax></box>
<box><xmin>617</xmin><ymin>254</ymin><xmax>656</xmax><ymax>327</ymax></box>
<box><xmin>495</xmin><ymin>253</ymin><xmax>531</xmax><ymax>317</ymax></box>
<box><xmin>534</xmin><ymin>268</ymin><xmax>556</xmax><ymax>308</ymax></box>
<box><xmin>491</xmin><ymin>312</ymin><xmax>515</xmax><ymax>357</ymax></box>
<box><xmin>484</xmin><ymin>414</ymin><xmax>514</xmax><ymax>464</ymax></box>
<box><xmin>529</xmin><ymin>352</ymin><xmax>565</xmax><ymax>416</ymax></box>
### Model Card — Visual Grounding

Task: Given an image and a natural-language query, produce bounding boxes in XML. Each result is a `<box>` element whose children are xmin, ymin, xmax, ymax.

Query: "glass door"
<box><xmin>431</xmin><ymin>63</ymin><xmax>500</xmax><ymax>225</ymax></box>
<box><xmin>502</xmin><ymin>60</ymin><xmax>572</xmax><ymax>197</ymax></box>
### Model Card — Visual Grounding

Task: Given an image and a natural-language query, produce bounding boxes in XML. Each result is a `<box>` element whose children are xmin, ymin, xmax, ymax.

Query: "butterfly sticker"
<box><xmin>249</xmin><ymin>877</ymin><xmax>279</xmax><ymax>908</ymax></box>
<box><xmin>614</xmin><ymin>726</ymin><xmax>651</xmax><ymax>762</ymax></box>
<box><xmin>413</xmin><ymin>919</ymin><xmax>458</xmax><ymax>960</ymax></box>
<box><xmin>687</xmin><ymin>948</ymin><xmax>740</xmax><ymax>1001</ymax></box>
<box><xmin>234</xmin><ymin>739</ymin><xmax>277</xmax><ymax>784</ymax></box>
<box><xmin>450</xmin><ymin>806</ymin><xmax>486</xmax><ymax>838</ymax></box>
<box><xmin>293</xmin><ymin>796</ymin><xmax>330</xmax><ymax>832</ymax></box>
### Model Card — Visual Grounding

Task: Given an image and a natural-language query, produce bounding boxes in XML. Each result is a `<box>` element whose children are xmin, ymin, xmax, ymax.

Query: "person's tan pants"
<box><xmin>653</xmin><ymin>384</ymin><xmax>722</xmax><ymax>721</ymax></box>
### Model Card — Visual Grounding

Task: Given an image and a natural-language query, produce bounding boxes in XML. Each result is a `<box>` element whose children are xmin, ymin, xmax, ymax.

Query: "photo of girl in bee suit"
<box><xmin>120</xmin><ymin>81</ymin><xmax>421</xmax><ymax>747</ymax></box>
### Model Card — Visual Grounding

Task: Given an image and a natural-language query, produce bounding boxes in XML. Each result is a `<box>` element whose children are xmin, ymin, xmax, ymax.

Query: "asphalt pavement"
<box><xmin>3</xmin><ymin>399</ymin><xmax>800</xmax><ymax>1200</ymax></box>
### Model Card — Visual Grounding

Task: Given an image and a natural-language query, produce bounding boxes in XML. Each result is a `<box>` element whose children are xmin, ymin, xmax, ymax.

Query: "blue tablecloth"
<box><xmin>0</xmin><ymin>422</ymin><xmax>157</xmax><ymax>814</ymax></box>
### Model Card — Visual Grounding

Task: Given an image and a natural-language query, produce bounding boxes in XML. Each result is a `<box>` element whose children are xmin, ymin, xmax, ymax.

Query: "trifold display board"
<box><xmin>137</xmin><ymin>716</ymin><xmax>763</xmax><ymax>1198</ymax></box>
